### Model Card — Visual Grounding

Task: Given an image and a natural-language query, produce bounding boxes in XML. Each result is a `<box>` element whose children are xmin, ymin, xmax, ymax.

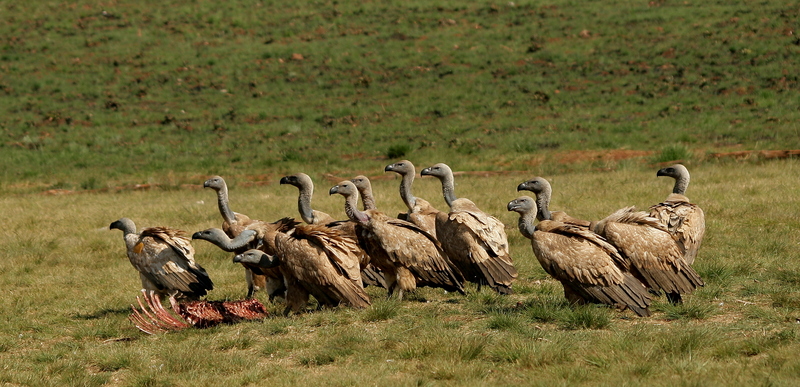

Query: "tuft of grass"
<box><xmin>386</xmin><ymin>144</ymin><xmax>411</xmax><ymax>159</ymax></box>
<box><xmin>653</xmin><ymin>144</ymin><xmax>692</xmax><ymax>163</ymax></box>
<box><xmin>558</xmin><ymin>305</ymin><xmax>613</xmax><ymax>330</ymax></box>
<box><xmin>657</xmin><ymin>300</ymin><xmax>717</xmax><ymax>321</ymax></box>
<box><xmin>362</xmin><ymin>298</ymin><xmax>401</xmax><ymax>322</ymax></box>
<box><xmin>457</xmin><ymin>335</ymin><xmax>490</xmax><ymax>361</ymax></box>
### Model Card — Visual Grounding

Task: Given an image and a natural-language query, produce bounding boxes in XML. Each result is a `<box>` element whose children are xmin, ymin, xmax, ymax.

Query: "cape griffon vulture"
<box><xmin>233</xmin><ymin>223</ymin><xmax>371</xmax><ymax>314</ymax></box>
<box><xmin>348</xmin><ymin>175</ymin><xmax>390</xmax><ymax>288</ymax></box>
<box><xmin>280</xmin><ymin>173</ymin><xmax>337</xmax><ymax>225</ymax></box>
<box><xmin>420</xmin><ymin>163</ymin><xmax>517</xmax><ymax>294</ymax></box>
<box><xmin>517</xmin><ymin>177</ymin><xmax>591</xmax><ymax>228</ymax></box>
<box><xmin>203</xmin><ymin>175</ymin><xmax>273</xmax><ymax>298</ymax></box>
<box><xmin>384</xmin><ymin>160</ymin><xmax>440</xmax><ymax>236</ymax></box>
<box><xmin>110</xmin><ymin>218</ymin><xmax>214</xmax><ymax>299</ymax></box>
<box><xmin>329</xmin><ymin>180</ymin><xmax>465</xmax><ymax>299</ymax></box>
<box><xmin>591</xmin><ymin>206</ymin><xmax>704</xmax><ymax>303</ymax></box>
<box><xmin>649</xmin><ymin>164</ymin><xmax>705</xmax><ymax>265</ymax></box>
<box><xmin>507</xmin><ymin>197</ymin><xmax>651</xmax><ymax>316</ymax></box>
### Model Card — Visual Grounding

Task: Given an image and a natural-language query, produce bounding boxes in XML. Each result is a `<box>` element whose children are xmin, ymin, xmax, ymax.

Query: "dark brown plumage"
<box><xmin>421</xmin><ymin>163</ymin><xmax>517</xmax><ymax>294</ymax></box>
<box><xmin>649</xmin><ymin>164</ymin><xmax>705</xmax><ymax>265</ymax></box>
<box><xmin>234</xmin><ymin>223</ymin><xmax>371</xmax><ymax>314</ymax></box>
<box><xmin>329</xmin><ymin>180</ymin><xmax>465</xmax><ymax>299</ymax></box>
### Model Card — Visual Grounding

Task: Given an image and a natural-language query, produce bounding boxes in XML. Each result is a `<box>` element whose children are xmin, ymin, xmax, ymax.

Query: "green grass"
<box><xmin>1</xmin><ymin>160</ymin><xmax>800</xmax><ymax>385</ymax></box>
<box><xmin>1</xmin><ymin>0</ymin><xmax>799</xmax><ymax>194</ymax></box>
<box><xmin>2</xmin><ymin>0</ymin><xmax>800</xmax><ymax>385</ymax></box>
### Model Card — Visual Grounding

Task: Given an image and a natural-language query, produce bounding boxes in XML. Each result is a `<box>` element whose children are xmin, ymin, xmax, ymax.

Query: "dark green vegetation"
<box><xmin>1</xmin><ymin>0</ymin><xmax>798</xmax><ymax>193</ymax></box>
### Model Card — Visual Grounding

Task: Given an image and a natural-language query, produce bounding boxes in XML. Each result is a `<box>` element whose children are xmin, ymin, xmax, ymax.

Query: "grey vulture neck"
<box><xmin>330</xmin><ymin>181</ymin><xmax>370</xmax><ymax>224</ymax></box>
<box><xmin>191</xmin><ymin>228</ymin><xmax>257</xmax><ymax>252</ymax></box>
<box><xmin>421</xmin><ymin>163</ymin><xmax>457</xmax><ymax>208</ymax></box>
<box><xmin>351</xmin><ymin>175</ymin><xmax>377</xmax><ymax>211</ymax></box>
<box><xmin>204</xmin><ymin>176</ymin><xmax>237</xmax><ymax>225</ymax></box>
<box><xmin>385</xmin><ymin>160</ymin><xmax>419</xmax><ymax>211</ymax></box>
<box><xmin>281</xmin><ymin>173</ymin><xmax>317</xmax><ymax>225</ymax></box>
<box><xmin>516</xmin><ymin>177</ymin><xmax>553</xmax><ymax>222</ymax></box>
<box><xmin>658</xmin><ymin>164</ymin><xmax>691</xmax><ymax>195</ymax></box>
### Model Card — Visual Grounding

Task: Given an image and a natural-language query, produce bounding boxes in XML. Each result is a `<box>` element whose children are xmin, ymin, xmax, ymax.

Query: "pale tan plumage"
<box><xmin>517</xmin><ymin>177</ymin><xmax>591</xmax><ymax>228</ymax></box>
<box><xmin>329</xmin><ymin>180</ymin><xmax>465</xmax><ymax>299</ymax></box>
<box><xmin>507</xmin><ymin>197</ymin><xmax>651</xmax><ymax>316</ymax></box>
<box><xmin>649</xmin><ymin>164</ymin><xmax>705</xmax><ymax>265</ymax></box>
<box><xmin>110</xmin><ymin>218</ymin><xmax>213</xmax><ymax>300</ymax></box>
<box><xmin>421</xmin><ymin>163</ymin><xmax>517</xmax><ymax>294</ymax></box>
<box><xmin>385</xmin><ymin>160</ymin><xmax>440</xmax><ymax>235</ymax></box>
<box><xmin>203</xmin><ymin>175</ymin><xmax>274</xmax><ymax>298</ymax></box>
<box><xmin>591</xmin><ymin>206</ymin><xmax>704</xmax><ymax>303</ymax></box>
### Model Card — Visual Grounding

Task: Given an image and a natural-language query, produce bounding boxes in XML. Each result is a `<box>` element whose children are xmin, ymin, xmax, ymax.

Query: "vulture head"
<box><xmin>279</xmin><ymin>173</ymin><xmax>312</xmax><ymax>189</ymax></box>
<box><xmin>419</xmin><ymin>163</ymin><xmax>452</xmax><ymax>180</ymax></box>
<box><xmin>350</xmin><ymin>175</ymin><xmax>372</xmax><ymax>192</ymax></box>
<box><xmin>233</xmin><ymin>249</ymin><xmax>280</xmax><ymax>269</ymax></box>
<box><xmin>507</xmin><ymin>196</ymin><xmax>536</xmax><ymax>215</ymax></box>
<box><xmin>657</xmin><ymin>164</ymin><xmax>691</xmax><ymax>195</ymax></box>
<box><xmin>516</xmin><ymin>177</ymin><xmax>550</xmax><ymax>195</ymax></box>
<box><xmin>203</xmin><ymin>176</ymin><xmax>226</xmax><ymax>191</ymax></box>
<box><xmin>385</xmin><ymin>160</ymin><xmax>415</xmax><ymax>175</ymax></box>
<box><xmin>657</xmin><ymin>164</ymin><xmax>689</xmax><ymax>179</ymax></box>
<box><xmin>329</xmin><ymin>180</ymin><xmax>358</xmax><ymax>197</ymax></box>
<box><xmin>110</xmin><ymin>218</ymin><xmax>137</xmax><ymax>234</ymax></box>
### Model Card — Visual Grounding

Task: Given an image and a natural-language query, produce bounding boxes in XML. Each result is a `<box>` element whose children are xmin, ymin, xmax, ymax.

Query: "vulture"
<box><xmin>191</xmin><ymin>218</ymin><xmax>299</xmax><ymax>301</ymax></box>
<box><xmin>420</xmin><ymin>163</ymin><xmax>518</xmax><ymax>294</ymax></box>
<box><xmin>329</xmin><ymin>180</ymin><xmax>465</xmax><ymax>299</ymax></box>
<box><xmin>649</xmin><ymin>164</ymin><xmax>705</xmax><ymax>265</ymax></box>
<box><xmin>280</xmin><ymin>173</ymin><xmax>337</xmax><ymax>225</ymax></box>
<box><xmin>203</xmin><ymin>175</ymin><xmax>272</xmax><ymax>298</ymax></box>
<box><xmin>233</xmin><ymin>223</ymin><xmax>371</xmax><ymax>314</ymax></box>
<box><xmin>110</xmin><ymin>218</ymin><xmax>214</xmax><ymax>299</ymax></box>
<box><xmin>591</xmin><ymin>206</ymin><xmax>704</xmax><ymax>303</ymax></box>
<box><xmin>281</xmin><ymin>173</ymin><xmax>386</xmax><ymax>288</ymax></box>
<box><xmin>348</xmin><ymin>175</ymin><xmax>390</xmax><ymax>288</ymax></box>
<box><xmin>384</xmin><ymin>160</ymin><xmax>440</xmax><ymax>235</ymax></box>
<box><xmin>507</xmin><ymin>197</ymin><xmax>651</xmax><ymax>316</ymax></box>
<box><xmin>517</xmin><ymin>177</ymin><xmax>591</xmax><ymax>228</ymax></box>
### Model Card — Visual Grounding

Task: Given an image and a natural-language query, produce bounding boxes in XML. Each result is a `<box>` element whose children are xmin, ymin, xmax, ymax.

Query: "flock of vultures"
<box><xmin>110</xmin><ymin>161</ymin><xmax>705</xmax><ymax>333</ymax></box>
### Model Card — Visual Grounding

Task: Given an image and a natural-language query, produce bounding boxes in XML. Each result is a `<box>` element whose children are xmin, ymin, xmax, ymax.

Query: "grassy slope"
<box><xmin>1</xmin><ymin>0</ymin><xmax>799</xmax><ymax>193</ymax></box>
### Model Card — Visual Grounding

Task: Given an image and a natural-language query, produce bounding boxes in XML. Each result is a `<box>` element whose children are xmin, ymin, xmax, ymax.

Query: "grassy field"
<box><xmin>2</xmin><ymin>160</ymin><xmax>800</xmax><ymax>386</ymax></box>
<box><xmin>2</xmin><ymin>0</ymin><xmax>800</xmax><ymax>385</ymax></box>
<box><xmin>1</xmin><ymin>0</ymin><xmax>799</xmax><ymax>193</ymax></box>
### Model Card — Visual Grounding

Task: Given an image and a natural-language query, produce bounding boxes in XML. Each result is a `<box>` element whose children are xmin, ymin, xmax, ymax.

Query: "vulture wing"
<box><xmin>135</xmin><ymin>227</ymin><xmax>213</xmax><ymax>298</ymax></box>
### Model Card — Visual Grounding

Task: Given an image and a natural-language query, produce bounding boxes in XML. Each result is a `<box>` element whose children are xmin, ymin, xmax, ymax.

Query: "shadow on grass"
<box><xmin>73</xmin><ymin>306</ymin><xmax>131</xmax><ymax>320</ymax></box>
